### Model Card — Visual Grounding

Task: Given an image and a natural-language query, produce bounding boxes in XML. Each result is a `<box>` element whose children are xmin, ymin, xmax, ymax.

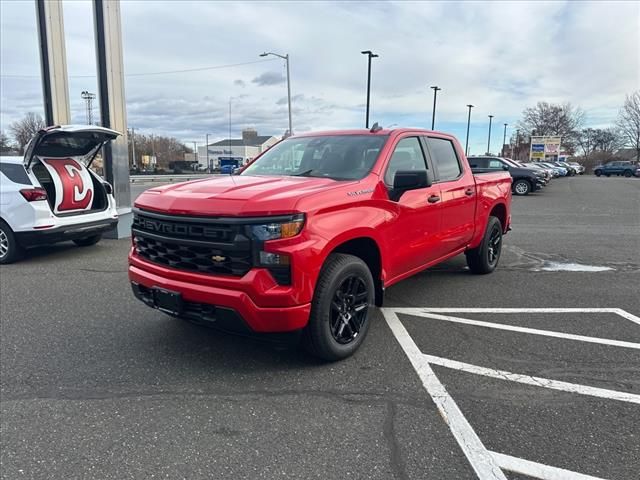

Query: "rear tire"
<box><xmin>513</xmin><ymin>179</ymin><xmax>531</xmax><ymax>196</ymax></box>
<box><xmin>302</xmin><ymin>253</ymin><xmax>374</xmax><ymax>361</ymax></box>
<box><xmin>465</xmin><ymin>216</ymin><xmax>502</xmax><ymax>274</ymax></box>
<box><xmin>624</xmin><ymin>170</ymin><xmax>633</xmax><ymax>177</ymax></box>
<box><xmin>0</xmin><ymin>220</ymin><xmax>23</xmax><ymax>265</ymax></box>
<box><xmin>73</xmin><ymin>234</ymin><xmax>102</xmax><ymax>247</ymax></box>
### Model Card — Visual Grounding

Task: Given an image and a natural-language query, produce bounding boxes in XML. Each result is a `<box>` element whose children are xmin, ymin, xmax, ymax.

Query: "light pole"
<box><xmin>487</xmin><ymin>115</ymin><xmax>494</xmax><ymax>154</ymax></box>
<box><xmin>465</xmin><ymin>104</ymin><xmax>474</xmax><ymax>156</ymax></box>
<box><xmin>503</xmin><ymin>123</ymin><xmax>508</xmax><ymax>157</ymax></box>
<box><xmin>361</xmin><ymin>50</ymin><xmax>379</xmax><ymax>128</ymax></box>
<box><xmin>130</xmin><ymin>126</ymin><xmax>136</xmax><ymax>169</ymax></box>
<box><xmin>192</xmin><ymin>141</ymin><xmax>197</xmax><ymax>169</ymax></box>
<box><xmin>430</xmin><ymin>86</ymin><xmax>441</xmax><ymax>130</ymax></box>
<box><xmin>205</xmin><ymin>133</ymin><xmax>210</xmax><ymax>172</ymax></box>
<box><xmin>81</xmin><ymin>91</ymin><xmax>96</xmax><ymax>125</ymax></box>
<box><xmin>260</xmin><ymin>52</ymin><xmax>293</xmax><ymax>136</ymax></box>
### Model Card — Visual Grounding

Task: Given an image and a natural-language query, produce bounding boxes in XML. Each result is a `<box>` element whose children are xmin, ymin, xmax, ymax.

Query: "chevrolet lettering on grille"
<box><xmin>137</xmin><ymin>217</ymin><xmax>223</xmax><ymax>239</ymax></box>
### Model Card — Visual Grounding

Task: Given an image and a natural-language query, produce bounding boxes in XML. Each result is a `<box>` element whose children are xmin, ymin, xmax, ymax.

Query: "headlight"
<box><xmin>249</xmin><ymin>214</ymin><xmax>305</xmax><ymax>241</ymax></box>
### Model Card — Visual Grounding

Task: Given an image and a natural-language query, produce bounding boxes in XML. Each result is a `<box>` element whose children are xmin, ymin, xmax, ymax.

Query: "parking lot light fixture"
<box><xmin>361</xmin><ymin>50</ymin><xmax>379</xmax><ymax>128</ymax></box>
<box><xmin>503</xmin><ymin>123</ymin><xmax>508</xmax><ymax>156</ymax></box>
<box><xmin>487</xmin><ymin>115</ymin><xmax>494</xmax><ymax>154</ymax></box>
<box><xmin>260</xmin><ymin>52</ymin><xmax>293</xmax><ymax>135</ymax></box>
<box><xmin>465</xmin><ymin>104</ymin><xmax>474</xmax><ymax>156</ymax></box>
<box><xmin>430</xmin><ymin>86</ymin><xmax>441</xmax><ymax>130</ymax></box>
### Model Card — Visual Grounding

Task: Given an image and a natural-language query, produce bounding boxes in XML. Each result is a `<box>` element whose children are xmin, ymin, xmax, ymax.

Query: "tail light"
<box><xmin>20</xmin><ymin>188</ymin><xmax>48</xmax><ymax>202</ymax></box>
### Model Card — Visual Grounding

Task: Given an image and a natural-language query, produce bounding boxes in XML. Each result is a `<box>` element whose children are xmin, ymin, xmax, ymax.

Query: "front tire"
<box><xmin>594</xmin><ymin>170</ymin><xmax>602</xmax><ymax>177</ymax></box>
<box><xmin>73</xmin><ymin>234</ymin><xmax>102</xmax><ymax>247</ymax></box>
<box><xmin>0</xmin><ymin>220</ymin><xmax>23</xmax><ymax>265</ymax></box>
<box><xmin>513</xmin><ymin>179</ymin><xmax>531</xmax><ymax>196</ymax></box>
<box><xmin>465</xmin><ymin>216</ymin><xmax>503</xmax><ymax>274</ymax></box>
<box><xmin>624</xmin><ymin>170</ymin><xmax>633</xmax><ymax>177</ymax></box>
<box><xmin>303</xmin><ymin>253</ymin><xmax>374</xmax><ymax>361</ymax></box>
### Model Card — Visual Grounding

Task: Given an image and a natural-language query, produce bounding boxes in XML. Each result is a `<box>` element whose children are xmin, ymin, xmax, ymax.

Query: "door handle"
<box><xmin>428</xmin><ymin>195</ymin><xmax>440</xmax><ymax>203</ymax></box>
<box><xmin>465</xmin><ymin>188</ymin><xmax>474</xmax><ymax>196</ymax></box>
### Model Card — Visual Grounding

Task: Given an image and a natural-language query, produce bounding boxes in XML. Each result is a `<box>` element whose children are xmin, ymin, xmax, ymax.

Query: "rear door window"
<box><xmin>427</xmin><ymin>137</ymin><xmax>462</xmax><ymax>181</ymax></box>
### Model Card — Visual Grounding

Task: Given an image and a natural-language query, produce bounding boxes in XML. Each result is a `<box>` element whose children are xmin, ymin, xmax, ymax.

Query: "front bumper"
<box><xmin>15</xmin><ymin>218</ymin><xmax>118</xmax><ymax>247</ymax></box>
<box><xmin>128</xmin><ymin>259</ymin><xmax>311</xmax><ymax>333</ymax></box>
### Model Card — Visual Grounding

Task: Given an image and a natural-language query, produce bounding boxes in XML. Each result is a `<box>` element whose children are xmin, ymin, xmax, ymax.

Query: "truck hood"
<box><xmin>135</xmin><ymin>174</ymin><xmax>356</xmax><ymax>216</ymax></box>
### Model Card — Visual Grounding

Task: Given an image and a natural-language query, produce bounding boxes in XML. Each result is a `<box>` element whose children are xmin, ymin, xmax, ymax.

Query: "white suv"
<box><xmin>0</xmin><ymin>125</ymin><xmax>120</xmax><ymax>264</ymax></box>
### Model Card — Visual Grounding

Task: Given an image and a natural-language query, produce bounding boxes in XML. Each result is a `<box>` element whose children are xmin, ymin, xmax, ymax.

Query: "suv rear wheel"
<box><xmin>0</xmin><ymin>220</ymin><xmax>23</xmax><ymax>264</ymax></box>
<box><xmin>513</xmin><ymin>179</ymin><xmax>531</xmax><ymax>196</ymax></box>
<box><xmin>624</xmin><ymin>170</ymin><xmax>633</xmax><ymax>177</ymax></box>
<box><xmin>303</xmin><ymin>253</ymin><xmax>374</xmax><ymax>361</ymax></box>
<box><xmin>73</xmin><ymin>234</ymin><xmax>102</xmax><ymax>247</ymax></box>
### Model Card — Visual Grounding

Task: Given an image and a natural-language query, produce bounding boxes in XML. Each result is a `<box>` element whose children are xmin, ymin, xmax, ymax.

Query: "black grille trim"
<box><xmin>132</xmin><ymin>211</ymin><xmax>254</xmax><ymax>277</ymax></box>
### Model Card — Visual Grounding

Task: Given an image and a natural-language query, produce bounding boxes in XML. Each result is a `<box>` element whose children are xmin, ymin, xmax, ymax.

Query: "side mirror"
<box><xmin>502</xmin><ymin>165</ymin><xmax>509</xmax><ymax>171</ymax></box>
<box><xmin>232</xmin><ymin>167</ymin><xmax>242</xmax><ymax>175</ymax></box>
<box><xmin>390</xmin><ymin>170</ymin><xmax>431</xmax><ymax>201</ymax></box>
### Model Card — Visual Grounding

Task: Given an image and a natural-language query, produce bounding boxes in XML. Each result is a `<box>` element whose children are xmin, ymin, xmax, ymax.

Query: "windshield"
<box><xmin>241</xmin><ymin>134</ymin><xmax>388</xmax><ymax>180</ymax></box>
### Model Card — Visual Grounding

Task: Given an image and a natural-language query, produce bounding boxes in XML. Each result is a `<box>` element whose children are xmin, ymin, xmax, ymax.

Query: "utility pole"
<box><xmin>361</xmin><ymin>50</ymin><xmax>379</xmax><ymax>128</ymax></box>
<box><xmin>487</xmin><ymin>115</ymin><xmax>494</xmax><ymax>154</ymax></box>
<box><xmin>192</xmin><ymin>141</ymin><xmax>197</xmax><ymax>168</ymax></box>
<box><xmin>81</xmin><ymin>90</ymin><xmax>96</xmax><ymax>125</ymax></box>
<box><xmin>465</xmin><ymin>104</ymin><xmax>474</xmax><ymax>156</ymax></box>
<box><xmin>503</xmin><ymin>123</ymin><xmax>508</xmax><ymax>157</ymax></box>
<box><xmin>229</xmin><ymin>97</ymin><xmax>232</xmax><ymax>159</ymax></box>
<box><xmin>430</xmin><ymin>86</ymin><xmax>441</xmax><ymax>130</ymax></box>
<box><xmin>514</xmin><ymin>128</ymin><xmax>520</xmax><ymax>160</ymax></box>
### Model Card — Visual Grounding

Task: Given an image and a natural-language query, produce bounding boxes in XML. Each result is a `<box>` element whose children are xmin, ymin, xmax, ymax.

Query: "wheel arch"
<box><xmin>489</xmin><ymin>202</ymin><xmax>508</xmax><ymax>232</ymax></box>
<box><xmin>327</xmin><ymin>236</ymin><xmax>384</xmax><ymax>307</ymax></box>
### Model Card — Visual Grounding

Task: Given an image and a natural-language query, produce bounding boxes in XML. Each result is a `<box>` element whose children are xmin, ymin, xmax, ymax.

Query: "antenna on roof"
<box><xmin>370</xmin><ymin>122</ymin><xmax>382</xmax><ymax>133</ymax></box>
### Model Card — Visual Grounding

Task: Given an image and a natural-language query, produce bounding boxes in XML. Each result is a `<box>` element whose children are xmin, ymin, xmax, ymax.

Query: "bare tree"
<box><xmin>516</xmin><ymin>102</ymin><xmax>584</xmax><ymax>153</ymax></box>
<box><xmin>9</xmin><ymin>113</ymin><xmax>46</xmax><ymax>154</ymax></box>
<box><xmin>577</xmin><ymin>127</ymin><xmax>624</xmax><ymax>158</ymax></box>
<box><xmin>126</xmin><ymin>132</ymin><xmax>191</xmax><ymax>169</ymax></box>
<box><xmin>617</xmin><ymin>91</ymin><xmax>640</xmax><ymax>162</ymax></box>
<box><xmin>0</xmin><ymin>131</ymin><xmax>14</xmax><ymax>154</ymax></box>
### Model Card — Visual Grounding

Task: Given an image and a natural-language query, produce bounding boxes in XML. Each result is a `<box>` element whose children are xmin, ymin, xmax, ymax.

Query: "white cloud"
<box><xmin>1</xmin><ymin>0</ymin><xmax>638</xmax><ymax>151</ymax></box>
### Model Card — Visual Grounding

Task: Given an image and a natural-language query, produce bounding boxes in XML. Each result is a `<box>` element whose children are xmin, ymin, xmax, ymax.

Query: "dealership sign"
<box><xmin>530</xmin><ymin>136</ymin><xmax>562</xmax><ymax>161</ymax></box>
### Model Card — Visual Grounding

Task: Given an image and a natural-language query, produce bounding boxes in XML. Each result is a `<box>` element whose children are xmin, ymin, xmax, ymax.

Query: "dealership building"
<box><xmin>197</xmin><ymin>128</ymin><xmax>279</xmax><ymax>170</ymax></box>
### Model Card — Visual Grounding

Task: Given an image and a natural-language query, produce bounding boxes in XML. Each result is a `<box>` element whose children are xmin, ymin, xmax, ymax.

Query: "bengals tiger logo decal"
<box><xmin>40</xmin><ymin>158</ymin><xmax>94</xmax><ymax>213</ymax></box>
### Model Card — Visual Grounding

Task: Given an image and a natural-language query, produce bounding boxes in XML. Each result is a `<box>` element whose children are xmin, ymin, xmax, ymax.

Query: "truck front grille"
<box><xmin>132</xmin><ymin>210</ymin><xmax>253</xmax><ymax>277</ymax></box>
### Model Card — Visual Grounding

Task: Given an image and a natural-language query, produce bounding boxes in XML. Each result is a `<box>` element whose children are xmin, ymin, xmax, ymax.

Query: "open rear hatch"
<box><xmin>23</xmin><ymin>125</ymin><xmax>120</xmax><ymax>215</ymax></box>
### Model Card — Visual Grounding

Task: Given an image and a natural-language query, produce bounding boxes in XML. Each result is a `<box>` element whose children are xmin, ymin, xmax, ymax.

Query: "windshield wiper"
<box><xmin>292</xmin><ymin>169</ymin><xmax>316</xmax><ymax>177</ymax></box>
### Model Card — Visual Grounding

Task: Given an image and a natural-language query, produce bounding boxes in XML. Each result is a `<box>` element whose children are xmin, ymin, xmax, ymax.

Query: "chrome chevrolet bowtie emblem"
<box><xmin>211</xmin><ymin>255</ymin><xmax>226</xmax><ymax>262</ymax></box>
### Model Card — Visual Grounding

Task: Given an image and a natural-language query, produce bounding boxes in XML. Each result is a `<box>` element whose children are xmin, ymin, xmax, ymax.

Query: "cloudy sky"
<box><xmin>1</xmin><ymin>0</ymin><xmax>638</xmax><ymax>154</ymax></box>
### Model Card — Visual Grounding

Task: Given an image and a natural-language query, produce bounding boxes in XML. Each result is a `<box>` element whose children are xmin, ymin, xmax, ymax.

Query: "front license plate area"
<box><xmin>152</xmin><ymin>288</ymin><xmax>183</xmax><ymax>315</ymax></box>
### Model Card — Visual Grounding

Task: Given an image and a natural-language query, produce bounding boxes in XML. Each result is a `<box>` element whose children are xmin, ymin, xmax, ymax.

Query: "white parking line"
<box><xmin>382</xmin><ymin>307</ymin><xmax>639</xmax><ymax>480</ymax></box>
<box><xmin>397</xmin><ymin>311</ymin><xmax>640</xmax><ymax>350</ymax></box>
<box><xmin>393</xmin><ymin>307</ymin><xmax>640</xmax><ymax>327</ymax></box>
<box><xmin>423</xmin><ymin>354</ymin><xmax>640</xmax><ymax>404</ymax></box>
<box><xmin>383</xmin><ymin>310</ymin><xmax>508</xmax><ymax>480</ymax></box>
<box><xmin>489</xmin><ymin>451</ymin><xmax>608</xmax><ymax>480</ymax></box>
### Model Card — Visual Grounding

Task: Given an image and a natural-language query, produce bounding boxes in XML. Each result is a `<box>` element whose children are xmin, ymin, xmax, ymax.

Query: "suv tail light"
<box><xmin>20</xmin><ymin>188</ymin><xmax>48</xmax><ymax>202</ymax></box>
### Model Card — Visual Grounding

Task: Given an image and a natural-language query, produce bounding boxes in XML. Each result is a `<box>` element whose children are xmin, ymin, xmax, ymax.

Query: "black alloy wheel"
<box><xmin>487</xmin><ymin>223</ymin><xmax>502</xmax><ymax>267</ymax></box>
<box><xmin>329</xmin><ymin>275</ymin><xmax>369</xmax><ymax>344</ymax></box>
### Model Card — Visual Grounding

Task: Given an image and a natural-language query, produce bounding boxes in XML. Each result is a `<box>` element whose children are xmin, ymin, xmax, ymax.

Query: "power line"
<box><xmin>1</xmin><ymin>58</ymin><xmax>278</xmax><ymax>78</ymax></box>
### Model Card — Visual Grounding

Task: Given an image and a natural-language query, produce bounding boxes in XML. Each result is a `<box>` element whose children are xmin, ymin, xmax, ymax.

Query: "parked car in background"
<box><xmin>520</xmin><ymin>162</ymin><xmax>553</xmax><ymax>182</ymax></box>
<box><xmin>469</xmin><ymin>155</ymin><xmax>545</xmax><ymax>195</ymax></box>
<box><xmin>540</xmin><ymin>162</ymin><xmax>568</xmax><ymax>177</ymax></box>
<box><xmin>561</xmin><ymin>161</ymin><xmax>585</xmax><ymax>175</ymax></box>
<box><xmin>219</xmin><ymin>164</ymin><xmax>235</xmax><ymax>174</ymax></box>
<box><xmin>551</xmin><ymin>161</ymin><xmax>577</xmax><ymax>176</ymax></box>
<box><xmin>0</xmin><ymin>125</ymin><xmax>120</xmax><ymax>264</ymax></box>
<box><xmin>593</xmin><ymin>161</ymin><xmax>637</xmax><ymax>177</ymax></box>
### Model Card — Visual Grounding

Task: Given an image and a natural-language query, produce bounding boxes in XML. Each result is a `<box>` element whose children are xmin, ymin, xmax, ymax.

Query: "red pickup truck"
<box><xmin>129</xmin><ymin>128</ymin><xmax>512</xmax><ymax>360</ymax></box>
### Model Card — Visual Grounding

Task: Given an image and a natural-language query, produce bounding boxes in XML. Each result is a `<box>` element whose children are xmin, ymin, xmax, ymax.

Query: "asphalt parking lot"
<box><xmin>1</xmin><ymin>176</ymin><xmax>639</xmax><ymax>479</ymax></box>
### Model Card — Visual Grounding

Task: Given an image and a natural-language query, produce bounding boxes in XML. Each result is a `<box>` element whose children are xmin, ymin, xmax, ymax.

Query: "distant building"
<box><xmin>197</xmin><ymin>128</ymin><xmax>278</xmax><ymax>170</ymax></box>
